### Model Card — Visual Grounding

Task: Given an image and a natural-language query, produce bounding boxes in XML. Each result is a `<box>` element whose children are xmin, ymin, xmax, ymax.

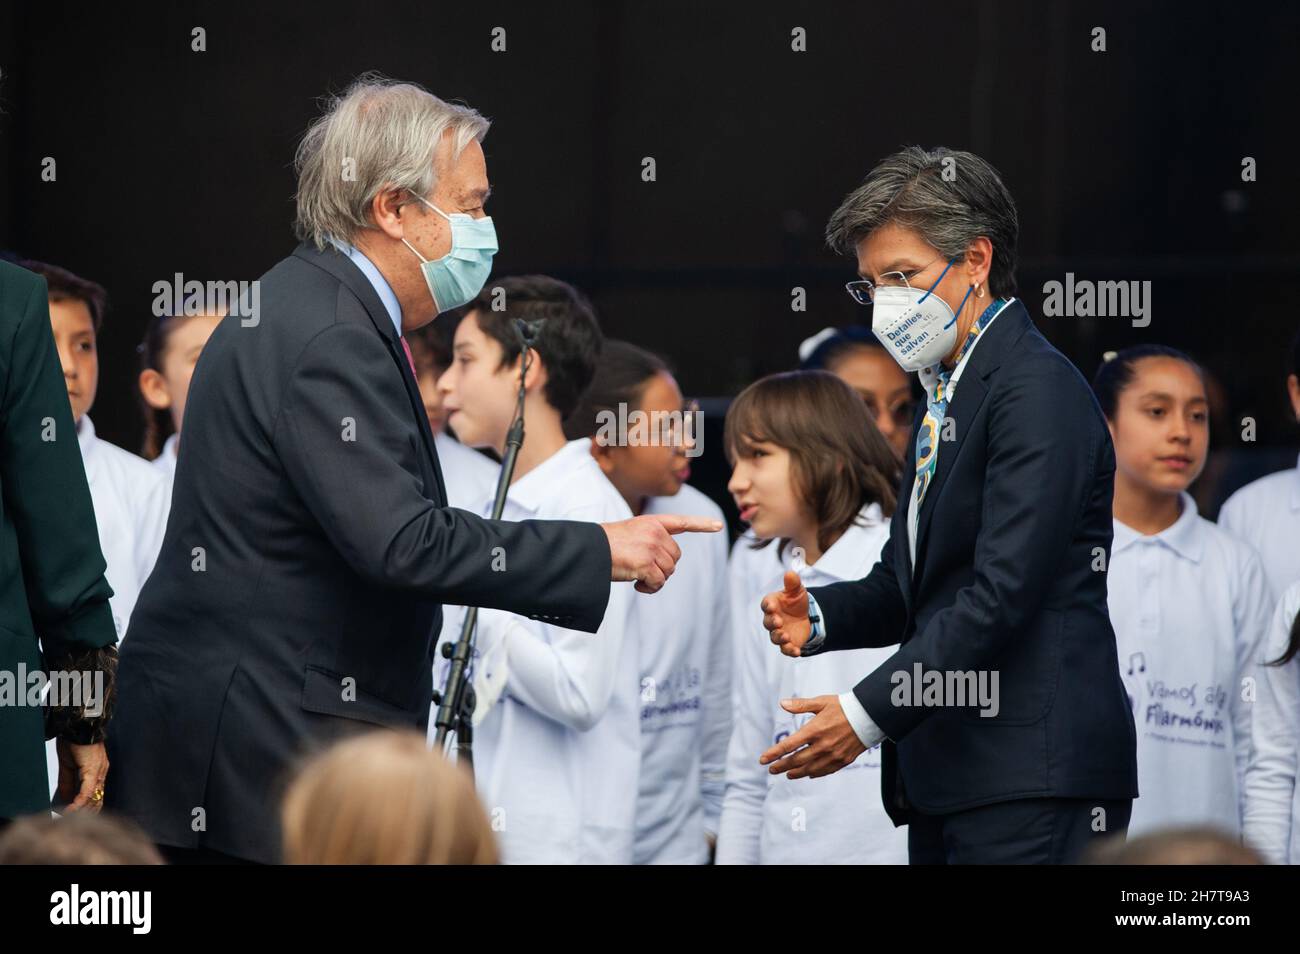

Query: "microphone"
<box><xmin>514</xmin><ymin>317</ymin><xmax>545</xmax><ymax>350</ymax></box>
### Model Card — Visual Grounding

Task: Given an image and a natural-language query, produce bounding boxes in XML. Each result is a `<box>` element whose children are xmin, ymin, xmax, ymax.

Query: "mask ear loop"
<box><xmin>917</xmin><ymin>258</ymin><xmax>974</xmax><ymax>330</ymax></box>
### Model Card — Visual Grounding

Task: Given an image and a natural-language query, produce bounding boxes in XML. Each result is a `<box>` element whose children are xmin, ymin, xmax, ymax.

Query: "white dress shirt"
<box><xmin>632</xmin><ymin>485</ymin><xmax>732</xmax><ymax>864</ymax></box>
<box><xmin>1108</xmin><ymin>493</ymin><xmax>1273</xmax><ymax>838</ymax></box>
<box><xmin>150</xmin><ymin>432</ymin><xmax>179</xmax><ymax>479</ymax></box>
<box><xmin>717</xmin><ymin>504</ymin><xmax>907</xmax><ymax>864</ymax></box>
<box><xmin>1218</xmin><ymin>452</ymin><xmax>1300</xmax><ymax>601</ymax></box>
<box><xmin>1242</xmin><ymin>580</ymin><xmax>1300</xmax><ymax>863</ymax></box>
<box><xmin>430</xmin><ymin>438</ymin><xmax>637</xmax><ymax>863</ymax></box>
<box><xmin>75</xmin><ymin>415</ymin><xmax>166</xmax><ymax>639</ymax></box>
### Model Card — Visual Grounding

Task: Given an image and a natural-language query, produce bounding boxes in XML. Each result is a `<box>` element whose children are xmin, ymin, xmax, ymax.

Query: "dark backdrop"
<box><xmin>2</xmin><ymin>0</ymin><xmax>1297</xmax><ymax>526</ymax></box>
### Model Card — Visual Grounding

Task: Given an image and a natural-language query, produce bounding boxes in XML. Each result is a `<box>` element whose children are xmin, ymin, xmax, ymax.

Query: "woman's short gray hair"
<box><xmin>825</xmin><ymin>146</ymin><xmax>1019</xmax><ymax>297</ymax></box>
<box><xmin>294</xmin><ymin>73</ymin><xmax>490</xmax><ymax>249</ymax></box>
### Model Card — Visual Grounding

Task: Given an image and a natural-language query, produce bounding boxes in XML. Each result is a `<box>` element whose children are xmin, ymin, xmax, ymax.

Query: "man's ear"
<box><xmin>1287</xmin><ymin>373</ymin><xmax>1300</xmax><ymax>420</ymax></box>
<box><xmin>138</xmin><ymin>368</ymin><xmax>172</xmax><ymax>411</ymax></box>
<box><xmin>370</xmin><ymin>186</ymin><xmax>414</xmax><ymax>241</ymax></box>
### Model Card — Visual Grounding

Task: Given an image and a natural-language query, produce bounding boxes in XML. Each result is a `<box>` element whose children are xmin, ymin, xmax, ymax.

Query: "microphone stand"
<box><xmin>432</xmin><ymin>318</ymin><xmax>541</xmax><ymax>770</ymax></box>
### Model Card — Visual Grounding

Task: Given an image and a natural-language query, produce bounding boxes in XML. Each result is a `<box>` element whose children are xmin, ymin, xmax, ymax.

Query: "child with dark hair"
<box><xmin>717</xmin><ymin>370</ymin><xmax>906</xmax><ymax>863</ymax></box>
<box><xmin>564</xmin><ymin>340</ymin><xmax>730</xmax><ymax>864</ymax></box>
<box><xmin>404</xmin><ymin>316</ymin><xmax>499</xmax><ymax>508</ymax></box>
<box><xmin>1091</xmin><ymin>345</ymin><xmax>1272</xmax><ymax>840</ymax></box>
<box><xmin>432</xmin><ymin>275</ymin><xmax>638</xmax><ymax>863</ymax></box>
<box><xmin>22</xmin><ymin>259</ymin><xmax>169</xmax><ymax>809</ymax></box>
<box><xmin>134</xmin><ymin>310</ymin><xmax>223</xmax><ymax>577</ymax></box>
<box><xmin>22</xmin><ymin>260</ymin><xmax>165</xmax><ymax>641</ymax></box>
<box><xmin>136</xmin><ymin>312</ymin><xmax>223</xmax><ymax>470</ymax></box>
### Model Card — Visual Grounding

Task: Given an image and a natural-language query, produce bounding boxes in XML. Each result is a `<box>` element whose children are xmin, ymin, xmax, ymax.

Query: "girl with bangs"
<box><xmin>716</xmin><ymin>371</ymin><xmax>908</xmax><ymax>863</ymax></box>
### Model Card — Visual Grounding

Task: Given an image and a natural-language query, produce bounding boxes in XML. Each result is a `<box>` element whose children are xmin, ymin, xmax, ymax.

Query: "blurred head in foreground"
<box><xmin>0</xmin><ymin>812</ymin><xmax>163</xmax><ymax>865</ymax></box>
<box><xmin>1081</xmin><ymin>826</ymin><xmax>1265</xmax><ymax>865</ymax></box>
<box><xmin>281</xmin><ymin>729</ymin><xmax>498</xmax><ymax>865</ymax></box>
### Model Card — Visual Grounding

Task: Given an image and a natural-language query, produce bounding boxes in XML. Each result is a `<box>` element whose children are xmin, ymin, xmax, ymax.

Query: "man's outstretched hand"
<box><xmin>761</xmin><ymin>570</ymin><xmax>812</xmax><ymax>657</ymax></box>
<box><xmin>601</xmin><ymin>513</ymin><xmax>723</xmax><ymax>594</ymax></box>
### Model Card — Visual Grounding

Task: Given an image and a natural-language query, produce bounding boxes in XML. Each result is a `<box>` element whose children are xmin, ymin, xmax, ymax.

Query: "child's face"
<box><xmin>727</xmin><ymin>440</ymin><xmax>808</xmax><ymax>542</ymax></box>
<box><xmin>405</xmin><ymin>337</ymin><xmax>449</xmax><ymax>434</ymax></box>
<box><xmin>49</xmin><ymin>298</ymin><xmax>98</xmax><ymax>422</ymax></box>
<box><xmin>416</xmin><ymin>361</ymin><xmax>448</xmax><ymax>434</ymax></box>
<box><xmin>593</xmin><ymin>371</ymin><xmax>691</xmax><ymax>503</ymax></box>
<box><xmin>1109</xmin><ymin>356</ymin><xmax>1209</xmax><ymax>496</ymax></box>
<box><xmin>139</xmin><ymin>314</ymin><xmax>222</xmax><ymax>434</ymax></box>
<box><xmin>437</xmin><ymin>310</ymin><xmax>520</xmax><ymax>451</ymax></box>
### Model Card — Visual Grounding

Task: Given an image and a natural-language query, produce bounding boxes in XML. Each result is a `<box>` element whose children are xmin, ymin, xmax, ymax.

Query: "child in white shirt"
<box><xmin>134</xmin><ymin>309</ymin><xmax>222</xmax><ymax>573</ymax></box>
<box><xmin>565</xmin><ymin>340</ymin><xmax>731</xmax><ymax>864</ymax></box>
<box><xmin>431</xmin><ymin>276</ymin><xmax>636</xmax><ymax>864</ymax></box>
<box><xmin>29</xmin><ymin>259</ymin><xmax>166</xmax><ymax>803</ymax></box>
<box><xmin>717</xmin><ymin>370</ymin><xmax>908</xmax><ymax>864</ymax></box>
<box><xmin>405</xmin><ymin>317</ymin><xmax>500</xmax><ymax>510</ymax></box>
<box><xmin>1092</xmin><ymin>345</ymin><xmax>1273</xmax><ymax>838</ymax></box>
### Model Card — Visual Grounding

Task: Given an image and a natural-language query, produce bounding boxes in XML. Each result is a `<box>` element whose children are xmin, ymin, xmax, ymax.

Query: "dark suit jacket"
<box><xmin>0</xmin><ymin>261</ymin><xmax>117</xmax><ymax>819</ymax></box>
<box><xmin>805</xmin><ymin>300</ymin><xmax>1138</xmax><ymax>825</ymax></box>
<box><xmin>107</xmin><ymin>243</ymin><xmax>613</xmax><ymax>861</ymax></box>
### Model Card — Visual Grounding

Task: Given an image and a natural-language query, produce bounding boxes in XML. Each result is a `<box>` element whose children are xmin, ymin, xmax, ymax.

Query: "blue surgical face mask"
<box><xmin>402</xmin><ymin>193</ymin><xmax>498</xmax><ymax>313</ymax></box>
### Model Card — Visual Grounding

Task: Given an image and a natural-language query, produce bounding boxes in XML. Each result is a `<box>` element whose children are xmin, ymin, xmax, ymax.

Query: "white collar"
<box><xmin>1112</xmin><ymin>491</ymin><xmax>1204</xmax><ymax>563</ymax></box>
<box><xmin>506</xmin><ymin>438</ymin><xmax>594</xmax><ymax>514</ymax></box>
<box><xmin>76</xmin><ymin>414</ymin><xmax>97</xmax><ymax>454</ymax></box>
<box><xmin>802</xmin><ymin>502</ymin><xmax>886</xmax><ymax>581</ymax></box>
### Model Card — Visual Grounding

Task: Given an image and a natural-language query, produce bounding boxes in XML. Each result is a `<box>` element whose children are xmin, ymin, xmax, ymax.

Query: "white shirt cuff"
<box><xmin>838</xmin><ymin>691</ymin><xmax>886</xmax><ymax>749</ymax></box>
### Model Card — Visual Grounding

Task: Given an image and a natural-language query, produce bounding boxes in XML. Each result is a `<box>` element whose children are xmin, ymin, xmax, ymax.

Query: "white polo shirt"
<box><xmin>1218</xmin><ymin>452</ymin><xmax>1300</xmax><ymax>600</ymax></box>
<box><xmin>76</xmin><ymin>415</ymin><xmax>166</xmax><ymax>639</ymax></box>
<box><xmin>1108</xmin><ymin>493</ymin><xmax>1273</xmax><ymax>838</ymax></box>
<box><xmin>717</xmin><ymin>504</ymin><xmax>908</xmax><ymax>864</ymax></box>
<box><xmin>632</xmin><ymin>484</ymin><xmax>732</xmax><ymax>864</ymax></box>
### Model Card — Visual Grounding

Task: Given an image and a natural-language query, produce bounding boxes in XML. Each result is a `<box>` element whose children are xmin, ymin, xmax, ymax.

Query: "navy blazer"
<box><xmin>107</xmin><ymin>243</ymin><xmax>613</xmax><ymax>861</ymax></box>
<box><xmin>806</xmin><ymin>299</ymin><xmax>1138</xmax><ymax>824</ymax></box>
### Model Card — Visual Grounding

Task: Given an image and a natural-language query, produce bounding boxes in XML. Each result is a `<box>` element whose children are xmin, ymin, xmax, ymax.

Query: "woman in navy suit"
<box><xmin>759</xmin><ymin>147</ymin><xmax>1138</xmax><ymax>864</ymax></box>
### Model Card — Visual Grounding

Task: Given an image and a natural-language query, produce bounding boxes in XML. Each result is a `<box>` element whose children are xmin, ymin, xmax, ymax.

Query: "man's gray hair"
<box><xmin>825</xmin><ymin>146</ymin><xmax>1019</xmax><ymax>297</ymax></box>
<box><xmin>294</xmin><ymin>73</ymin><xmax>490</xmax><ymax>249</ymax></box>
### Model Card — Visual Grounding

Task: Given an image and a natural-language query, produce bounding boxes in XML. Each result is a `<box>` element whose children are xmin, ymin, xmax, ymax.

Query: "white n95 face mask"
<box><xmin>871</xmin><ymin>258</ymin><xmax>974</xmax><ymax>372</ymax></box>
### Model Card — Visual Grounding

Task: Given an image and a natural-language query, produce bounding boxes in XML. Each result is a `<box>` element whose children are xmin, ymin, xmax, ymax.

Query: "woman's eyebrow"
<box><xmin>859</xmin><ymin>259</ymin><xmax>920</xmax><ymax>279</ymax></box>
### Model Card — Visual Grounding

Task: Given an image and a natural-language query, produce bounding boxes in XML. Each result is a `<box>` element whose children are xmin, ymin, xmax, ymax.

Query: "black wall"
<box><xmin>3</xmin><ymin>0</ymin><xmax>1297</xmax><ymax>520</ymax></box>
